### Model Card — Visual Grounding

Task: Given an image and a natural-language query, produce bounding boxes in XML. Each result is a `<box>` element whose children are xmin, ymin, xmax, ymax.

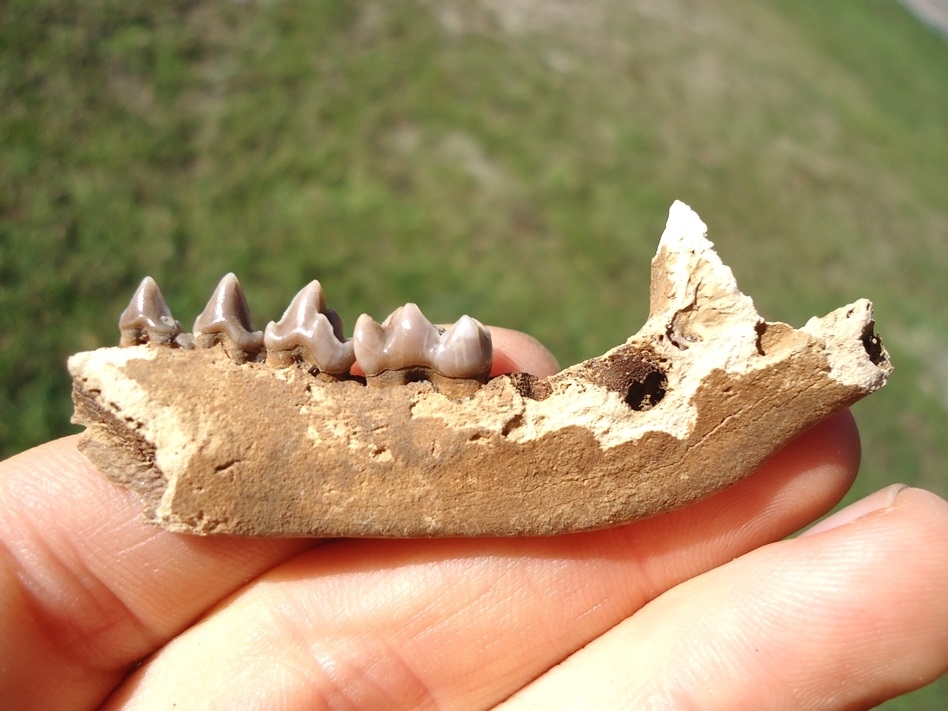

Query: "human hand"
<box><xmin>1</xmin><ymin>328</ymin><xmax>946</xmax><ymax>710</ymax></box>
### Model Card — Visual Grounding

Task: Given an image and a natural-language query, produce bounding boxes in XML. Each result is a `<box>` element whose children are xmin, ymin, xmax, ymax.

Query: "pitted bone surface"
<box><xmin>68</xmin><ymin>200</ymin><xmax>893</xmax><ymax>537</ymax></box>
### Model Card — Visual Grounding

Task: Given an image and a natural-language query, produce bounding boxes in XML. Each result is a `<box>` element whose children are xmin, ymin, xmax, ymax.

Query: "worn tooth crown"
<box><xmin>353</xmin><ymin>304</ymin><xmax>493</xmax><ymax>380</ymax></box>
<box><xmin>119</xmin><ymin>276</ymin><xmax>182</xmax><ymax>346</ymax></box>
<box><xmin>433</xmin><ymin>315</ymin><xmax>492</xmax><ymax>379</ymax></box>
<box><xmin>192</xmin><ymin>273</ymin><xmax>264</xmax><ymax>360</ymax></box>
<box><xmin>264</xmin><ymin>281</ymin><xmax>356</xmax><ymax>375</ymax></box>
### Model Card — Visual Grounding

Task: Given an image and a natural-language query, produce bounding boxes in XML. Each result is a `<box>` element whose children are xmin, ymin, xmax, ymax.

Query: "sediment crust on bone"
<box><xmin>69</xmin><ymin>201</ymin><xmax>893</xmax><ymax>537</ymax></box>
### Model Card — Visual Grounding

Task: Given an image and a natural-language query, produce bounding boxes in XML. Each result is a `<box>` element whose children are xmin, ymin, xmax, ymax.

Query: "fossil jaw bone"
<box><xmin>69</xmin><ymin>200</ymin><xmax>893</xmax><ymax>537</ymax></box>
<box><xmin>263</xmin><ymin>281</ymin><xmax>355</xmax><ymax>375</ymax></box>
<box><xmin>192</xmin><ymin>273</ymin><xmax>264</xmax><ymax>362</ymax></box>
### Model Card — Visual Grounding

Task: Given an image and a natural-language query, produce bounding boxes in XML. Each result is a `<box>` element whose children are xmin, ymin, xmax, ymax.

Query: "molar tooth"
<box><xmin>352</xmin><ymin>304</ymin><xmax>492</xmax><ymax>393</ymax></box>
<box><xmin>264</xmin><ymin>281</ymin><xmax>355</xmax><ymax>375</ymax></box>
<box><xmin>432</xmin><ymin>315</ymin><xmax>492</xmax><ymax>380</ymax></box>
<box><xmin>119</xmin><ymin>276</ymin><xmax>182</xmax><ymax>347</ymax></box>
<box><xmin>353</xmin><ymin>303</ymin><xmax>441</xmax><ymax>376</ymax></box>
<box><xmin>192</xmin><ymin>273</ymin><xmax>264</xmax><ymax>361</ymax></box>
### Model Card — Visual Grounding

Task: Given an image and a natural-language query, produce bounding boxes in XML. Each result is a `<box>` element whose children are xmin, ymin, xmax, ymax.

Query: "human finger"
<box><xmin>106</xmin><ymin>412</ymin><xmax>860</xmax><ymax>709</ymax></box>
<box><xmin>485</xmin><ymin>327</ymin><xmax>559</xmax><ymax>377</ymax></box>
<box><xmin>0</xmin><ymin>327</ymin><xmax>558</xmax><ymax>710</ymax></box>
<box><xmin>500</xmin><ymin>486</ymin><xmax>948</xmax><ymax>710</ymax></box>
<box><xmin>0</xmin><ymin>437</ymin><xmax>316</xmax><ymax>710</ymax></box>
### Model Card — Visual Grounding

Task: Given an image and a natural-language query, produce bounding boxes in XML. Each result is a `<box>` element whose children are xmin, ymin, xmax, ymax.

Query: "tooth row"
<box><xmin>353</xmin><ymin>304</ymin><xmax>492</xmax><ymax>381</ymax></box>
<box><xmin>118</xmin><ymin>276</ymin><xmax>493</xmax><ymax>381</ymax></box>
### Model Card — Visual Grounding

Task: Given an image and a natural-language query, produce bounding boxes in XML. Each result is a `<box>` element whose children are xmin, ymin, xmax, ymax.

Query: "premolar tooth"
<box><xmin>119</xmin><ymin>276</ymin><xmax>182</xmax><ymax>347</ymax></box>
<box><xmin>192</xmin><ymin>273</ymin><xmax>263</xmax><ymax>361</ymax></box>
<box><xmin>353</xmin><ymin>303</ymin><xmax>441</xmax><ymax>376</ymax></box>
<box><xmin>264</xmin><ymin>281</ymin><xmax>355</xmax><ymax>375</ymax></box>
<box><xmin>432</xmin><ymin>315</ymin><xmax>492</xmax><ymax>380</ymax></box>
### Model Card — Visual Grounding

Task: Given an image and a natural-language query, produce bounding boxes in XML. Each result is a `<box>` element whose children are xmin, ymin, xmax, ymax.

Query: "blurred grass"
<box><xmin>1</xmin><ymin>0</ymin><xmax>947</xmax><ymax>704</ymax></box>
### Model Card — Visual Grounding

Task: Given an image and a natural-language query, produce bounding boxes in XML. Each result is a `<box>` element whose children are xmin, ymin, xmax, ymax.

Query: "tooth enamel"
<box><xmin>192</xmin><ymin>273</ymin><xmax>263</xmax><ymax>360</ymax></box>
<box><xmin>264</xmin><ymin>281</ymin><xmax>355</xmax><ymax>375</ymax></box>
<box><xmin>432</xmin><ymin>315</ymin><xmax>492</xmax><ymax>379</ymax></box>
<box><xmin>119</xmin><ymin>276</ymin><xmax>183</xmax><ymax>346</ymax></box>
<box><xmin>118</xmin><ymin>274</ymin><xmax>493</xmax><ymax>382</ymax></box>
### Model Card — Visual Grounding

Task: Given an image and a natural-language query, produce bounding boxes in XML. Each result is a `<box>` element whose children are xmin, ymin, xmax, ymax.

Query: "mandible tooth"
<box><xmin>264</xmin><ymin>281</ymin><xmax>355</xmax><ymax>374</ymax></box>
<box><xmin>432</xmin><ymin>315</ymin><xmax>493</xmax><ymax>380</ymax></box>
<box><xmin>353</xmin><ymin>303</ymin><xmax>441</xmax><ymax>376</ymax></box>
<box><xmin>192</xmin><ymin>273</ymin><xmax>264</xmax><ymax>361</ymax></box>
<box><xmin>118</xmin><ymin>276</ymin><xmax>182</xmax><ymax>347</ymax></box>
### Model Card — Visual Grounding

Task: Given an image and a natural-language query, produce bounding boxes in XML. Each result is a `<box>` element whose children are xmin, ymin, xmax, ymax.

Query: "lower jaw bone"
<box><xmin>67</xmin><ymin>201</ymin><xmax>892</xmax><ymax>538</ymax></box>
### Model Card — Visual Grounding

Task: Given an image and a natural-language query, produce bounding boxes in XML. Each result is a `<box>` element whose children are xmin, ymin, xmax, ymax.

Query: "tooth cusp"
<box><xmin>119</xmin><ymin>276</ymin><xmax>184</xmax><ymax>347</ymax></box>
<box><xmin>192</xmin><ymin>273</ymin><xmax>264</xmax><ymax>362</ymax></box>
<box><xmin>264</xmin><ymin>281</ymin><xmax>356</xmax><ymax>375</ymax></box>
<box><xmin>433</xmin><ymin>315</ymin><xmax>492</xmax><ymax>380</ymax></box>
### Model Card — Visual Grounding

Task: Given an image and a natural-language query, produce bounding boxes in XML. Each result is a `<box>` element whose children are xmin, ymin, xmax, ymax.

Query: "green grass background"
<box><xmin>1</xmin><ymin>0</ymin><xmax>947</xmax><ymax>705</ymax></box>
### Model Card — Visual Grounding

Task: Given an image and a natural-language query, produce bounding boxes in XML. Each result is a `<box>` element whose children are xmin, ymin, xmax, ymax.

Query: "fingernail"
<box><xmin>800</xmin><ymin>484</ymin><xmax>909</xmax><ymax>537</ymax></box>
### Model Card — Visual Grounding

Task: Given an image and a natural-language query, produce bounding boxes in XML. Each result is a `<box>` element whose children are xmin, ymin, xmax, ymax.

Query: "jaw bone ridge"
<box><xmin>192</xmin><ymin>273</ymin><xmax>264</xmax><ymax>361</ymax></box>
<box><xmin>264</xmin><ymin>280</ymin><xmax>355</xmax><ymax>375</ymax></box>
